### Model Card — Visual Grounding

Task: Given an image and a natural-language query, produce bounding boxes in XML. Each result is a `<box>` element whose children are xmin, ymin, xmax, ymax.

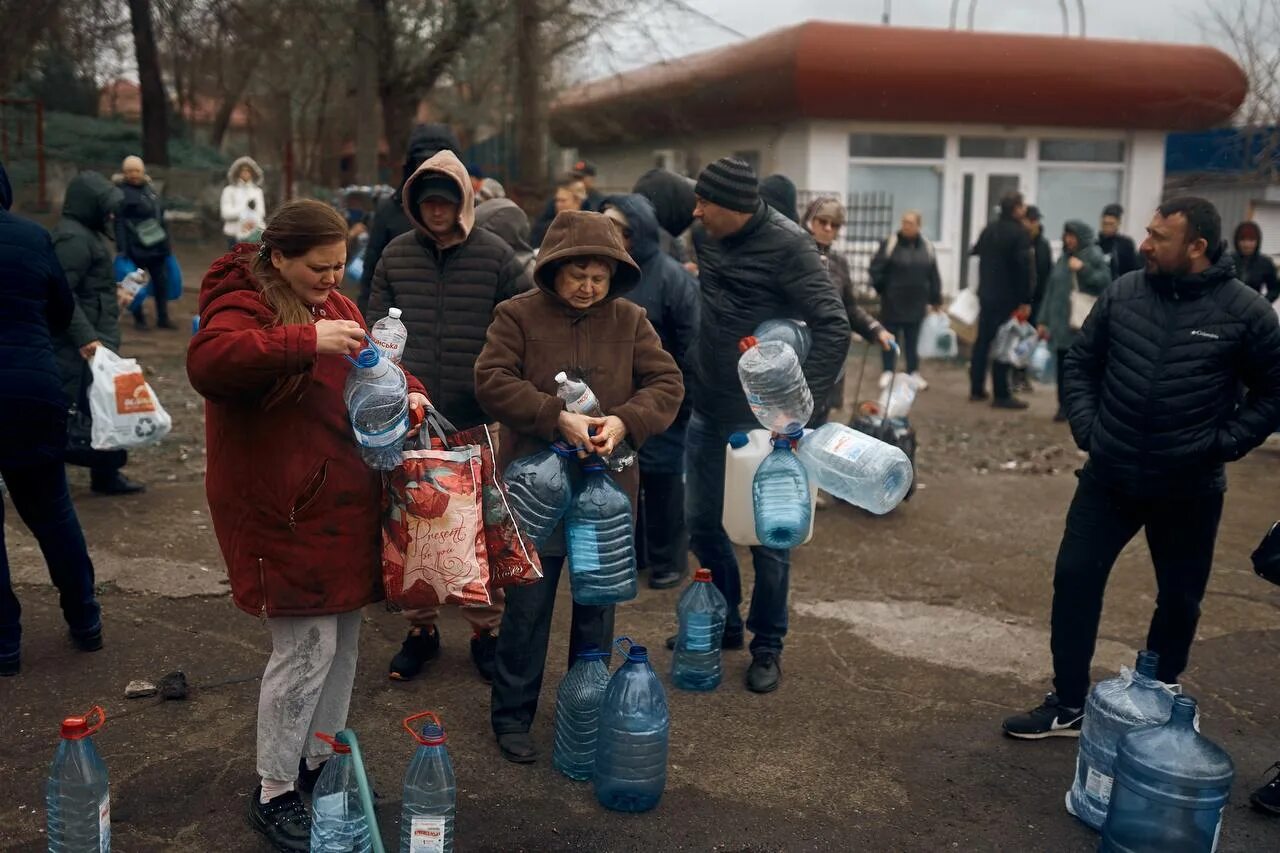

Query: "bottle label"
<box><xmin>410</xmin><ymin>816</ymin><xmax>447</xmax><ymax>852</ymax></box>
<box><xmin>99</xmin><ymin>793</ymin><xmax>110</xmax><ymax>852</ymax></box>
<box><xmin>1084</xmin><ymin>766</ymin><xmax>1113</xmax><ymax>804</ymax></box>
<box><xmin>567</xmin><ymin>388</ymin><xmax>597</xmax><ymax>414</ymax></box>
<box><xmin>684</xmin><ymin>613</ymin><xmax>716</xmax><ymax>652</ymax></box>
<box><xmin>824</xmin><ymin>431</ymin><xmax>868</xmax><ymax>463</ymax></box>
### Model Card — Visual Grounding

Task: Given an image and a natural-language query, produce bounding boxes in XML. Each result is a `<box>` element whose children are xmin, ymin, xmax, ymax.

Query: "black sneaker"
<box><xmin>246</xmin><ymin>787</ymin><xmax>310</xmax><ymax>852</ymax></box>
<box><xmin>1002</xmin><ymin>694</ymin><xmax>1084</xmax><ymax>739</ymax></box>
<box><xmin>666</xmin><ymin>626</ymin><xmax>744</xmax><ymax>651</ymax></box>
<box><xmin>389</xmin><ymin>626</ymin><xmax>441</xmax><ymax>681</ymax></box>
<box><xmin>470</xmin><ymin>632</ymin><xmax>497</xmax><ymax>683</ymax></box>
<box><xmin>1251</xmin><ymin>763</ymin><xmax>1280</xmax><ymax>816</ymax></box>
<box><xmin>497</xmin><ymin>731</ymin><xmax>538</xmax><ymax>764</ymax></box>
<box><xmin>992</xmin><ymin>397</ymin><xmax>1030</xmax><ymax>411</ymax></box>
<box><xmin>648</xmin><ymin>566</ymin><xmax>686</xmax><ymax>590</ymax></box>
<box><xmin>746</xmin><ymin>651</ymin><xmax>781</xmax><ymax>693</ymax></box>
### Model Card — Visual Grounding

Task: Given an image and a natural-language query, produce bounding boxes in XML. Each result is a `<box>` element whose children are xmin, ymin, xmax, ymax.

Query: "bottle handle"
<box><xmin>343</xmin><ymin>333</ymin><xmax>378</xmax><ymax>366</ymax></box>
<box><xmin>63</xmin><ymin>705</ymin><xmax>107</xmax><ymax>740</ymax></box>
<box><xmin>402</xmin><ymin>710</ymin><xmax>445</xmax><ymax>745</ymax></box>
<box><xmin>613</xmin><ymin>636</ymin><xmax>634</xmax><ymax>659</ymax></box>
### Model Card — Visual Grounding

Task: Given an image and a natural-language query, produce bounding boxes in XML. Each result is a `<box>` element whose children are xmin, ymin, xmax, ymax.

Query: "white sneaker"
<box><xmin>911</xmin><ymin>372</ymin><xmax>928</xmax><ymax>391</ymax></box>
<box><xmin>878</xmin><ymin>370</ymin><xmax>893</xmax><ymax>390</ymax></box>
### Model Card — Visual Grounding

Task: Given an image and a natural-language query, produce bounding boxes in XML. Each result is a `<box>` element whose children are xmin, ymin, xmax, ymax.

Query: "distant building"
<box><xmin>1166</xmin><ymin>127</ymin><xmax>1280</xmax><ymax>239</ymax></box>
<box><xmin>551</xmin><ymin>21</ymin><xmax>1244</xmax><ymax>294</ymax></box>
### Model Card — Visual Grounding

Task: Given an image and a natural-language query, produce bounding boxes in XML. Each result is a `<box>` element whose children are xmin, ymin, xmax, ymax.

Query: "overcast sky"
<box><xmin>592</xmin><ymin>0</ymin><xmax>1225</xmax><ymax>78</ymax></box>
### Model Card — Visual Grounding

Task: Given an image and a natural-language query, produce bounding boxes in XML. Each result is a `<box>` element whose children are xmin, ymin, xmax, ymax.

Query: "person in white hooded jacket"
<box><xmin>220</xmin><ymin>157</ymin><xmax>266</xmax><ymax>249</ymax></box>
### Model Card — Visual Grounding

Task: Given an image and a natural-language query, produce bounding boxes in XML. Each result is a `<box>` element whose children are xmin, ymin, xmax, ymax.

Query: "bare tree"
<box><xmin>127</xmin><ymin>0</ymin><xmax>171</xmax><ymax>164</ymax></box>
<box><xmin>1203</xmin><ymin>0</ymin><xmax>1280</xmax><ymax>178</ymax></box>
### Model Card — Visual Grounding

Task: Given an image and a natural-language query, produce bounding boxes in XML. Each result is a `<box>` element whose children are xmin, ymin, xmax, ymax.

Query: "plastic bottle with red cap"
<box><xmin>401</xmin><ymin>711</ymin><xmax>456</xmax><ymax>853</ymax></box>
<box><xmin>671</xmin><ymin>568</ymin><xmax>730</xmax><ymax>691</ymax></box>
<box><xmin>736</xmin><ymin>334</ymin><xmax>813</xmax><ymax>435</ymax></box>
<box><xmin>310</xmin><ymin>731</ymin><xmax>373</xmax><ymax>852</ymax></box>
<box><xmin>47</xmin><ymin>705</ymin><xmax>110</xmax><ymax>852</ymax></box>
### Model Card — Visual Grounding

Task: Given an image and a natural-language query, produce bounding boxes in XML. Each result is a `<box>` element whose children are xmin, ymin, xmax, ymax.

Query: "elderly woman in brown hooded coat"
<box><xmin>475</xmin><ymin>209</ymin><xmax>684</xmax><ymax>764</ymax></box>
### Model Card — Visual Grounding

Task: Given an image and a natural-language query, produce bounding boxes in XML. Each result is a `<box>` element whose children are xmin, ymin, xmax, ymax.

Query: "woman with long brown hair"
<box><xmin>188</xmin><ymin>200</ymin><xmax>427</xmax><ymax>851</ymax></box>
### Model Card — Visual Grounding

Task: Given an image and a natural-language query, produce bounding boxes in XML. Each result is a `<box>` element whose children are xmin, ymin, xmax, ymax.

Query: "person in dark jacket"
<box><xmin>1231</xmin><ymin>220</ymin><xmax>1280</xmax><ymax>302</ymax></box>
<box><xmin>368</xmin><ymin>149</ymin><xmax>529</xmax><ymax>683</ymax></box>
<box><xmin>358</xmin><ymin>123</ymin><xmax>460</xmax><ymax>315</ymax></box>
<box><xmin>868</xmin><ymin>210</ymin><xmax>943</xmax><ymax>388</ymax></box>
<box><xmin>970</xmin><ymin>191</ymin><xmax>1033</xmax><ymax>408</ymax></box>
<box><xmin>1098</xmin><ymin>203</ymin><xmax>1142</xmax><ymax>279</ymax></box>
<box><xmin>681</xmin><ymin>157</ymin><xmax>851</xmax><ymax>694</ymax></box>
<box><xmin>1026</xmin><ymin>206</ymin><xmax>1054</xmax><ymax>324</ymax></box>
<box><xmin>1035</xmin><ymin>220</ymin><xmax>1111</xmax><ymax>422</ymax></box>
<box><xmin>114</xmin><ymin>155</ymin><xmax>173</xmax><ymax>330</ymax></box>
<box><xmin>632</xmin><ymin>168</ymin><xmax>696</xmax><ymax>262</ymax></box>
<box><xmin>760</xmin><ymin>173</ymin><xmax>799</xmax><ymax>224</ymax></box>
<box><xmin>1003</xmin><ymin>197</ymin><xmax>1280</xmax><ymax>740</ymax></box>
<box><xmin>601</xmin><ymin>193</ymin><xmax>700</xmax><ymax>590</ymax></box>
<box><xmin>53</xmin><ymin>171</ymin><xmax>145</xmax><ymax>496</ymax></box>
<box><xmin>0</xmin><ymin>161</ymin><xmax>103</xmax><ymax>677</ymax></box>
<box><xmin>476</xmin><ymin>198</ymin><xmax>536</xmax><ymax>284</ymax></box>
<box><xmin>529</xmin><ymin>160</ymin><xmax>605</xmax><ymax>247</ymax></box>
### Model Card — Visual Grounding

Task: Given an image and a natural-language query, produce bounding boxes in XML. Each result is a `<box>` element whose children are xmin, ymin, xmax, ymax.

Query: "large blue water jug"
<box><xmin>47</xmin><ymin>706</ymin><xmax>110</xmax><ymax>852</ymax></box>
<box><xmin>310</xmin><ymin>734</ymin><xmax>373</xmax><ymax>852</ymax></box>
<box><xmin>671</xmin><ymin>568</ymin><xmax>729</xmax><ymax>691</ymax></box>
<box><xmin>1101</xmin><ymin>695</ymin><xmax>1234</xmax><ymax>852</ymax></box>
<box><xmin>343</xmin><ymin>343</ymin><xmax>410</xmax><ymax>470</ymax></box>
<box><xmin>565</xmin><ymin>464</ymin><xmax>638</xmax><ymax>606</ymax></box>
<box><xmin>552</xmin><ymin>645</ymin><xmax>612</xmax><ymax>781</ymax></box>
<box><xmin>1068</xmin><ymin>650</ymin><xmax>1176</xmax><ymax>830</ymax></box>
<box><xmin>594</xmin><ymin>639</ymin><xmax>669</xmax><ymax>813</ymax></box>
<box><xmin>503</xmin><ymin>444</ymin><xmax>575</xmax><ymax>548</ymax></box>
<box><xmin>400</xmin><ymin>711</ymin><xmax>456</xmax><ymax>853</ymax></box>
<box><xmin>752</xmin><ymin>437</ymin><xmax>811</xmax><ymax>549</ymax></box>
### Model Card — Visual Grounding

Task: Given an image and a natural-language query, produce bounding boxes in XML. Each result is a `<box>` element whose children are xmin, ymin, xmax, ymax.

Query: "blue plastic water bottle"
<box><xmin>400</xmin><ymin>711</ymin><xmax>456</xmax><ymax>853</ymax></box>
<box><xmin>671</xmin><ymin>568</ymin><xmax>729</xmax><ymax>691</ymax></box>
<box><xmin>565</xmin><ymin>464</ymin><xmax>638</xmax><ymax>606</ymax></box>
<box><xmin>594</xmin><ymin>639</ymin><xmax>669</xmax><ymax>813</ymax></box>
<box><xmin>310</xmin><ymin>733</ymin><xmax>373</xmax><ymax>852</ymax></box>
<box><xmin>47</xmin><ymin>705</ymin><xmax>110</xmax><ymax>852</ymax></box>
<box><xmin>752</xmin><ymin>437</ymin><xmax>811</xmax><ymax>549</ymax></box>
<box><xmin>552</xmin><ymin>645</ymin><xmax>612</xmax><ymax>781</ymax></box>
<box><xmin>1101</xmin><ymin>695</ymin><xmax>1234</xmax><ymax>852</ymax></box>
<box><xmin>502</xmin><ymin>444</ymin><xmax>576</xmax><ymax>548</ymax></box>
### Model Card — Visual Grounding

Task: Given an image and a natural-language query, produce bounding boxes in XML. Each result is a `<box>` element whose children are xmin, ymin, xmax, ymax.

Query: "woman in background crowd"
<box><xmin>868</xmin><ymin>210</ymin><xmax>943</xmax><ymax>391</ymax></box>
<box><xmin>1232</xmin><ymin>221</ymin><xmax>1279</xmax><ymax>302</ymax></box>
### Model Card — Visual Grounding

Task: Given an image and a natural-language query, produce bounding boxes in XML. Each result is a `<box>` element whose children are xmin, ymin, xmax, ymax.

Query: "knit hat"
<box><xmin>695</xmin><ymin>157</ymin><xmax>759</xmax><ymax>214</ymax></box>
<box><xmin>412</xmin><ymin>175</ymin><xmax>461</xmax><ymax>207</ymax></box>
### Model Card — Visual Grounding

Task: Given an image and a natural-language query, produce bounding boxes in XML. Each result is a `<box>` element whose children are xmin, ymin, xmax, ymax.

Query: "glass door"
<box><xmin>959</xmin><ymin>168</ymin><xmax>1023</xmax><ymax>292</ymax></box>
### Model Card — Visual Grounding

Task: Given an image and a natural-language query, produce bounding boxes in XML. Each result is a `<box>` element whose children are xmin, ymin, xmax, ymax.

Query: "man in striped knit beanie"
<box><xmin>672</xmin><ymin>155</ymin><xmax>852</xmax><ymax>694</ymax></box>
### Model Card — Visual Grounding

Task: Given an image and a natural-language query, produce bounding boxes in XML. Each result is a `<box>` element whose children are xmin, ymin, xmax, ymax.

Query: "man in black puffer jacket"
<box><xmin>679</xmin><ymin>156</ymin><xmax>851</xmax><ymax>695</ymax></box>
<box><xmin>368</xmin><ymin>148</ymin><xmax>529</xmax><ymax>685</ymax></box>
<box><xmin>970</xmin><ymin>190</ymin><xmax>1032</xmax><ymax>407</ymax></box>
<box><xmin>1003</xmin><ymin>197</ymin><xmax>1280</xmax><ymax>740</ymax></box>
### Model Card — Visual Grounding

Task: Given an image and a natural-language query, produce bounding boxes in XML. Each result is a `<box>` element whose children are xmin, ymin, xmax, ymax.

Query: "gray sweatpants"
<box><xmin>256</xmin><ymin>610</ymin><xmax>362</xmax><ymax>782</ymax></box>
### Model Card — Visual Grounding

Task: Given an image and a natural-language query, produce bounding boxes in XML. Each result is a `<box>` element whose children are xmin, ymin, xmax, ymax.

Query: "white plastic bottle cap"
<box><xmin>388</xmin><ymin>308</ymin><xmax>402</xmax><ymax>319</ymax></box>
<box><xmin>554</xmin><ymin>371</ymin><xmax>568</xmax><ymax>383</ymax></box>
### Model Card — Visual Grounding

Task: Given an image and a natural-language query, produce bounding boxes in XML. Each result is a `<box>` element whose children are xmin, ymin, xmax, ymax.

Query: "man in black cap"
<box><xmin>367</xmin><ymin>148</ymin><xmax>530</xmax><ymax>685</ymax></box>
<box><xmin>673</xmin><ymin>155</ymin><xmax>851</xmax><ymax>695</ymax></box>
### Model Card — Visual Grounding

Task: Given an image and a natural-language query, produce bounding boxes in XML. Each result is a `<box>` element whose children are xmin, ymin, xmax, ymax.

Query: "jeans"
<box><xmin>0</xmin><ymin>461</ymin><xmax>101</xmax><ymax>663</ymax></box>
<box><xmin>970</xmin><ymin>308</ymin><xmax>1009</xmax><ymax>398</ymax></box>
<box><xmin>685</xmin><ymin>411</ymin><xmax>791</xmax><ymax>654</ymax></box>
<box><xmin>490</xmin><ymin>555</ymin><xmax>614</xmax><ymax>735</ymax></box>
<box><xmin>881</xmin><ymin>321</ymin><xmax>922</xmax><ymax>374</ymax></box>
<box><xmin>1050</xmin><ymin>469</ymin><xmax>1223</xmax><ymax>708</ymax></box>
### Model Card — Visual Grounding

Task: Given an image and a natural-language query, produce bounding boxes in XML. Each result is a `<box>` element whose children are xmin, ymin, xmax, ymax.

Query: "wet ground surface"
<box><xmin>2</xmin><ymin>248</ymin><xmax>1279</xmax><ymax>851</ymax></box>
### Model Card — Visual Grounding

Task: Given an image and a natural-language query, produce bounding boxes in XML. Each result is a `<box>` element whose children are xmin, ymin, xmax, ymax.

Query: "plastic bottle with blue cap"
<box><xmin>401</xmin><ymin>711</ymin><xmax>456</xmax><ymax>853</ymax></box>
<box><xmin>564</xmin><ymin>462</ymin><xmax>637</xmax><ymax>605</ymax></box>
<box><xmin>552</xmin><ymin>644</ymin><xmax>613</xmax><ymax>781</ymax></box>
<box><xmin>343</xmin><ymin>338</ymin><xmax>410</xmax><ymax>470</ymax></box>
<box><xmin>593</xmin><ymin>638</ymin><xmax>669</xmax><ymax>813</ymax></box>
<box><xmin>722</xmin><ymin>429</ymin><xmax>818</xmax><ymax>546</ymax></box>
<box><xmin>751</xmin><ymin>434</ymin><xmax>811</xmax><ymax>549</ymax></box>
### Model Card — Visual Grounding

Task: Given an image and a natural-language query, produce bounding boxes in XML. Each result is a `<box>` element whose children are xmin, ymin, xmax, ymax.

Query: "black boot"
<box><xmin>388</xmin><ymin>625</ymin><xmax>440</xmax><ymax>681</ymax></box>
<box><xmin>91</xmin><ymin>471</ymin><xmax>146</xmax><ymax>496</ymax></box>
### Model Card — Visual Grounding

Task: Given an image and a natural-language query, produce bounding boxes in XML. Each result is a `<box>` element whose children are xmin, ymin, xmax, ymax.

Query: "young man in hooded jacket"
<box><xmin>368</xmin><ymin>150</ymin><xmax>530</xmax><ymax>684</ymax></box>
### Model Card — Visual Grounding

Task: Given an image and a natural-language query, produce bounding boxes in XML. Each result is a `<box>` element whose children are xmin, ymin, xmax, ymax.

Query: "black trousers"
<box><xmin>131</xmin><ymin>257</ymin><xmax>169</xmax><ymax>324</ymax></box>
<box><xmin>1050</xmin><ymin>470</ymin><xmax>1223</xmax><ymax>708</ymax></box>
<box><xmin>1056</xmin><ymin>348</ymin><xmax>1070</xmax><ymax>412</ymax></box>
<box><xmin>969</xmin><ymin>308</ymin><xmax>1008</xmax><ymax>397</ymax></box>
<box><xmin>490</xmin><ymin>555</ymin><xmax>615</xmax><ymax>735</ymax></box>
<box><xmin>637</xmin><ymin>471</ymin><xmax>688</xmax><ymax>578</ymax></box>
<box><xmin>881</xmin><ymin>321</ymin><xmax>922</xmax><ymax>374</ymax></box>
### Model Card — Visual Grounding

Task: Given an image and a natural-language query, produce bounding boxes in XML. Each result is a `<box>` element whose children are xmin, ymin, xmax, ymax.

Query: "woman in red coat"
<box><xmin>188</xmin><ymin>200</ymin><xmax>426</xmax><ymax>851</ymax></box>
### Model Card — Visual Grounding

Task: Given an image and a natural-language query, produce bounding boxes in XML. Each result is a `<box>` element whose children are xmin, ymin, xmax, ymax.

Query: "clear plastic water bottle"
<box><xmin>876</xmin><ymin>374</ymin><xmax>919</xmax><ymax>418</ymax></box>
<box><xmin>594</xmin><ymin>639</ymin><xmax>669</xmax><ymax>813</ymax></box>
<box><xmin>1030</xmin><ymin>339</ymin><xmax>1054</xmax><ymax>384</ymax></box>
<box><xmin>737</xmin><ymin>335</ymin><xmax>813</xmax><ymax>435</ymax></box>
<box><xmin>552</xmin><ymin>645</ymin><xmax>612</xmax><ymax>781</ymax></box>
<box><xmin>401</xmin><ymin>711</ymin><xmax>456</xmax><ymax>853</ymax></box>
<box><xmin>1068</xmin><ymin>650</ymin><xmax>1176</xmax><ymax>830</ymax></box>
<box><xmin>753</xmin><ymin>318</ymin><xmax>812</xmax><ymax>361</ymax></box>
<box><xmin>796</xmin><ymin>422</ymin><xmax>913</xmax><ymax>515</ymax></box>
<box><xmin>554</xmin><ymin>372</ymin><xmax>636</xmax><ymax>471</ymax></box>
<box><xmin>565</xmin><ymin>464</ymin><xmax>638</xmax><ymax>606</ymax></box>
<box><xmin>502</xmin><ymin>444</ymin><xmax>576</xmax><ymax>548</ymax></box>
<box><xmin>344</xmin><ymin>343</ymin><xmax>410</xmax><ymax>470</ymax></box>
<box><xmin>671</xmin><ymin>568</ymin><xmax>729</xmax><ymax>691</ymax></box>
<box><xmin>752</xmin><ymin>437</ymin><xmax>812</xmax><ymax>549</ymax></box>
<box><xmin>47</xmin><ymin>705</ymin><xmax>110</xmax><ymax>852</ymax></box>
<box><xmin>310</xmin><ymin>734</ymin><xmax>372</xmax><ymax>853</ymax></box>
<box><xmin>1101</xmin><ymin>695</ymin><xmax>1234</xmax><ymax>852</ymax></box>
<box><xmin>371</xmin><ymin>307</ymin><xmax>408</xmax><ymax>364</ymax></box>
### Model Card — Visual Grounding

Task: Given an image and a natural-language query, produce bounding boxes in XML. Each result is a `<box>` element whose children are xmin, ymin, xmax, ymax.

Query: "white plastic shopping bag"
<box><xmin>918</xmin><ymin>312</ymin><xmax>957</xmax><ymax>360</ymax></box>
<box><xmin>947</xmin><ymin>288</ymin><xmax>980</xmax><ymax>327</ymax></box>
<box><xmin>88</xmin><ymin>347</ymin><xmax>172</xmax><ymax>450</ymax></box>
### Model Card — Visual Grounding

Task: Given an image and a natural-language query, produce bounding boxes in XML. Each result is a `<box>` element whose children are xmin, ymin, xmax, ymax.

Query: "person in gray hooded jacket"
<box><xmin>475</xmin><ymin>198</ymin><xmax>535</xmax><ymax>284</ymax></box>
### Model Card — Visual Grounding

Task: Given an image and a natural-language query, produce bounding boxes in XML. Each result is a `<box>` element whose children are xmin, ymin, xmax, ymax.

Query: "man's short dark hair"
<box><xmin>1102</xmin><ymin>203</ymin><xmax>1124</xmax><ymax>220</ymax></box>
<box><xmin>1158</xmin><ymin>196</ymin><xmax>1221</xmax><ymax>252</ymax></box>
<box><xmin>999</xmin><ymin>191</ymin><xmax>1024</xmax><ymax>217</ymax></box>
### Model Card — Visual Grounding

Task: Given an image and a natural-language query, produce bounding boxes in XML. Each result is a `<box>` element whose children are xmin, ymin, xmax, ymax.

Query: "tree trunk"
<box><xmin>353</xmin><ymin>2</ymin><xmax>380</xmax><ymax>184</ymax></box>
<box><xmin>209</xmin><ymin>56</ymin><xmax>259</xmax><ymax>151</ymax></box>
<box><xmin>127</xmin><ymin>0</ymin><xmax>170</xmax><ymax>165</ymax></box>
<box><xmin>514</xmin><ymin>0</ymin><xmax>546</xmax><ymax>191</ymax></box>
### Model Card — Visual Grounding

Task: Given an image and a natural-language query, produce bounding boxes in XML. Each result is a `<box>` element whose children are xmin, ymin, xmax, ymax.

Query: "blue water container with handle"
<box><xmin>594</xmin><ymin>638</ymin><xmax>669</xmax><ymax>813</ymax></box>
<box><xmin>565</xmin><ymin>463</ymin><xmax>638</xmax><ymax>606</ymax></box>
<box><xmin>751</xmin><ymin>436</ymin><xmax>811</xmax><ymax>549</ymax></box>
<box><xmin>552</xmin><ymin>644</ymin><xmax>612</xmax><ymax>781</ymax></box>
<box><xmin>1101</xmin><ymin>695</ymin><xmax>1234</xmax><ymax>852</ymax></box>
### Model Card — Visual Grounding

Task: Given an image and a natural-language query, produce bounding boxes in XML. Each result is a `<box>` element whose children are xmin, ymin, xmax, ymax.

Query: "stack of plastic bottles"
<box><xmin>344</xmin><ymin>341</ymin><xmax>410</xmax><ymax>471</ymax></box>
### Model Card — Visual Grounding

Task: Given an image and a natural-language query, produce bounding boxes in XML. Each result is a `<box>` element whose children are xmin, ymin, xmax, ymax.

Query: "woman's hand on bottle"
<box><xmin>314</xmin><ymin>319</ymin><xmax>365</xmax><ymax>356</ymax></box>
<box><xmin>558</xmin><ymin>411</ymin><xmax>606</xmax><ymax>457</ymax></box>
<box><xmin>589</xmin><ymin>415</ymin><xmax>628</xmax><ymax>457</ymax></box>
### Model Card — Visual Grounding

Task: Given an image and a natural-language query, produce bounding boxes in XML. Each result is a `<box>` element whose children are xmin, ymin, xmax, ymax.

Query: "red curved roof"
<box><xmin>551</xmin><ymin>22</ymin><xmax>1246</xmax><ymax>147</ymax></box>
